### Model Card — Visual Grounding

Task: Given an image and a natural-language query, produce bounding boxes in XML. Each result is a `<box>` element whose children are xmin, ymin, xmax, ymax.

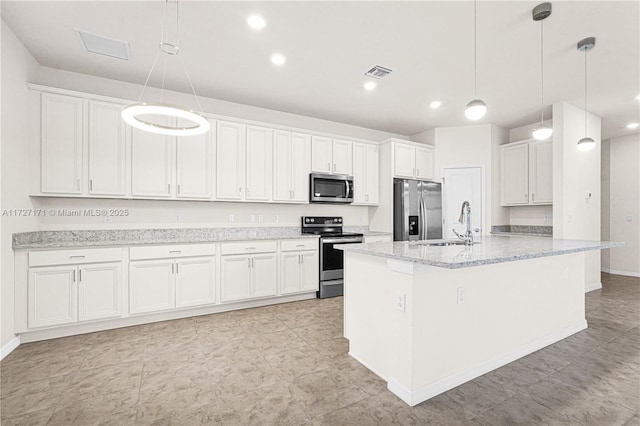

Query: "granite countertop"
<box><xmin>338</xmin><ymin>235</ymin><xmax>623</xmax><ymax>269</ymax></box>
<box><xmin>490</xmin><ymin>225</ymin><xmax>552</xmax><ymax>238</ymax></box>
<box><xmin>13</xmin><ymin>227</ymin><xmax>321</xmax><ymax>250</ymax></box>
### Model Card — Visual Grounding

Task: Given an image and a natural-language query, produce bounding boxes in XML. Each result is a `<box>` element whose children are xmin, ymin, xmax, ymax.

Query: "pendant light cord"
<box><xmin>584</xmin><ymin>47</ymin><xmax>588</xmax><ymax>136</ymax></box>
<box><xmin>540</xmin><ymin>20</ymin><xmax>544</xmax><ymax>124</ymax></box>
<box><xmin>473</xmin><ymin>0</ymin><xmax>477</xmax><ymax>98</ymax></box>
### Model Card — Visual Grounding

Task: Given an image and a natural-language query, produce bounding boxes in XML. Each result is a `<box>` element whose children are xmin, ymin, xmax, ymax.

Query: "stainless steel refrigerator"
<box><xmin>393</xmin><ymin>179</ymin><xmax>443</xmax><ymax>241</ymax></box>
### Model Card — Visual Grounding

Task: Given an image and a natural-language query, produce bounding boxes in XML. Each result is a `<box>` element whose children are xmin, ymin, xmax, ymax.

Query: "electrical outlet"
<box><xmin>457</xmin><ymin>287</ymin><xmax>465</xmax><ymax>304</ymax></box>
<box><xmin>175</xmin><ymin>213</ymin><xmax>182</xmax><ymax>223</ymax></box>
<box><xmin>104</xmin><ymin>214</ymin><xmax>111</xmax><ymax>223</ymax></box>
<box><xmin>258</xmin><ymin>214</ymin><xmax>264</xmax><ymax>223</ymax></box>
<box><xmin>275</xmin><ymin>214</ymin><xmax>279</xmax><ymax>223</ymax></box>
<box><xmin>229</xmin><ymin>214</ymin><xmax>235</xmax><ymax>223</ymax></box>
<box><xmin>544</xmin><ymin>215</ymin><xmax>549</xmax><ymax>223</ymax></box>
<box><xmin>396</xmin><ymin>293</ymin><xmax>406</xmax><ymax>312</ymax></box>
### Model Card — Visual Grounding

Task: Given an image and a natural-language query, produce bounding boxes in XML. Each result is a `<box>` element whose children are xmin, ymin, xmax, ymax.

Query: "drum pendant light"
<box><xmin>576</xmin><ymin>37</ymin><xmax>596</xmax><ymax>152</ymax></box>
<box><xmin>121</xmin><ymin>0</ymin><xmax>209</xmax><ymax>136</ymax></box>
<box><xmin>465</xmin><ymin>0</ymin><xmax>487</xmax><ymax>121</ymax></box>
<box><xmin>532</xmin><ymin>3</ymin><xmax>553</xmax><ymax>140</ymax></box>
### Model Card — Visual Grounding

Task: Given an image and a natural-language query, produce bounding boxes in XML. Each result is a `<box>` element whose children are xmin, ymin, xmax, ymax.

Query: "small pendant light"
<box><xmin>576</xmin><ymin>37</ymin><xmax>596</xmax><ymax>152</ymax></box>
<box><xmin>465</xmin><ymin>0</ymin><xmax>487</xmax><ymax>121</ymax></box>
<box><xmin>532</xmin><ymin>3</ymin><xmax>553</xmax><ymax>140</ymax></box>
<box><xmin>121</xmin><ymin>0</ymin><xmax>209</xmax><ymax>136</ymax></box>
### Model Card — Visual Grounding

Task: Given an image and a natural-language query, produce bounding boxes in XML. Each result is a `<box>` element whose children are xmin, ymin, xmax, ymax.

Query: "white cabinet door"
<box><xmin>415</xmin><ymin>146</ymin><xmax>435</xmax><ymax>181</ymax></box>
<box><xmin>394</xmin><ymin>143</ymin><xmax>416</xmax><ymax>179</ymax></box>
<box><xmin>530</xmin><ymin>140</ymin><xmax>553</xmax><ymax>204</ymax></box>
<box><xmin>28</xmin><ymin>265</ymin><xmax>78</xmax><ymax>328</ymax></box>
<box><xmin>300</xmin><ymin>251</ymin><xmax>319</xmax><ymax>292</ymax></box>
<box><xmin>41</xmin><ymin>93</ymin><xmax>83</xmax><ymax>194</ymax></box>
<box><xmin>280</xmin><ymin>252</ymin><xmax>301</xmax><ymax>295</ymax></box>
<box><xmin>332</xmin><ymin>139</ymin><xmax>353</xmax><ymax>175</ymax></box>
<box><xmin>501</xmin><ymin>143</ymin><xmax>530</xmax><ymax>205</ymax></box>
<box><xmin>78</xmin><ymin>262</ymin><xmax>122</xmax><ymax>322</ymax></box>
<box><xmin>245</xmin><ymin>125</ymin><xmax>273</xmax><ymax>201</ymax></box>
<box><xmin>311</xmin><ymin>136</ymin><xmax>333</xmax><ymax>173</ymax></box>
<box><xmin>216</xmin><ymin>121</ymin><xmax>245</xmax><ymax>200</ymax></box>
<box><xmin>176</xmin><ymin>119</ymin><xmax>214</xmax><ymax>199</ymax></box>
<box><xmin>365</xmin><ymin>144</ymin><xmax>380</xmax><ymax>204</ymax></box>
<box><xmin>220</xmin><ymin>255</ymin><xmax>251</xmax><ymax>302</ymax></box>
<box><xmin>88</xmin><ymin>101</ymin><xmax>126</xmax><ymax>196</ymax></box>
<box><xmin>175</xmin><ymin>257</ymin><xmax>215</xmax><ymax>308</ymax></box>
<box><xmin>129</xmin><ymin>260</ymin><xmax>175</xmax><ymax>314</ymax></box>
<box><xmin>251</xmin><ymin>253</ymin><xmax>277</xmax><ymax>298</ymax></box>
<box><xmin>290</xmin><ymin>133</ymin><xmax>311</xmax><ymax>202</ymax></box>
<box><xmin>131</xmin><ymin>118</ymin><xmax>173</xmax><ymax>198</ymax></box>
<box><xmin>273</xmin><ymin>130</ymin><xmax>293</xmax><ymax>201</ymax></box>
<box><xmin>352</xmin><ymin>143</ymin><xmax>367</xmax><ymax>204</ymax></box>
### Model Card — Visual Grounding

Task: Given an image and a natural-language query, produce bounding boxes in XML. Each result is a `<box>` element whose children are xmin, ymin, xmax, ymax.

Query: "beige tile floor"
<box><xmin>1</xmin><ymin>273</ymin><xmax>638</xmax><ymax>425</ymax></box>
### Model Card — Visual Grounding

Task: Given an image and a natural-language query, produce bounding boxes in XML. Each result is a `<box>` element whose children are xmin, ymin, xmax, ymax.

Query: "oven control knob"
<box><xmin>338</xmin><ymin>218</ymin><xmax>342</xmax><ymax>223</ymax></box>
<box><xmin>334</xmin><ymin>218</ymin><xmax>338</xmax><ymax>223</ymax></box>
<box><xmin>310</xmin><ymin>218</ymin><xmax>315</xmax><ymax>223</ymax></box>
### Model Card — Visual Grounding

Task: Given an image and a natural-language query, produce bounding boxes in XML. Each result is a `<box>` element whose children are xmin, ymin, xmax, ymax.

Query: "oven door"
<box><xmin>320</xmin><ymin>236</ymin><xmax>363</xmax><ymax>281</ymax></box>
<box><xmin>310</xmin><ymin>174</ymin><xmax>354</xmax><ymax>203</ymax></box>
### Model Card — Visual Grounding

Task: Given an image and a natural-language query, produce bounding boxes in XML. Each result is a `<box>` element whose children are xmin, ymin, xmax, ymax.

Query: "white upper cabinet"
<box><xmin>530</xmin><ymin>140</ymin><xmax>553</xmax><ymax>204</ymax></box>
<box><xmin>415</xmin><ymin>146</ymin><xmax>435</xmax><ymax>181</ymax></box>
<box><xmin>273</xmin><ymin>131</ymin><xmax>310</xmax><ymax>202</ymax></box>
<box><xmin>40</xmin><ymin>93</ymin><xmax>84</xmax><ymax>194</ymax></box>
<box><xmin>352</xmin><ymin>143</ymin><xmax>379</xmax><ymax>205</ymax></box>
<box><xmin>216</xmin><ymin>120</ymin><xmax>246</xmax><ymax>200</ymax></box>
<box><xmin>311</xmin><ymin>136</ymin><xmax>333</xmax><ymax>173</ymax></box>
<box><xmin>176</xmin><ymin>119</ymin><xmax>214</xmax><ymax>199</ymax></box>
<box><xmin>88</xmin><ymin>101</ymin><xmax>127</xmax><ymax>196</ymax></box>
<box><xmin>393</xmin><ymin>141</ymin><xmax>435</xmax><ymax>180</ymax></box>
<box><xmin>500</xmin><ymin>139</ymin><xmax>552</xmax><ymax>206</ymax></box>
<box><xmin>131</xmin><ymin>116</ymin><xmax>173</xmax><ymax>198</ymax></box>
<box><xmin>332</xmin><ymin>139</ymin><xmax>353</xmax><ymax>175</ymax></box>
<box><xmin>245</xmin><ymin>125</ymin><xmax>273</xmax><ymax>201</ymax></box>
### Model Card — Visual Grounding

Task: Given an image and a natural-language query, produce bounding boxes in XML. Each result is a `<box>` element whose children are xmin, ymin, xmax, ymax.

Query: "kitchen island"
<box><xmin>338</xmin><ymin>236</ymin><xmax>622</xmax><ymax>406</ymax></box>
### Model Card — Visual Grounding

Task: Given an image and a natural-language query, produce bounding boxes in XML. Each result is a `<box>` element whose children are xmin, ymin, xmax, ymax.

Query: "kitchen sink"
<box><xmin>413</xmin><ymin>240</ymin><xmax>481</xmax><ymax>246</ymax></box>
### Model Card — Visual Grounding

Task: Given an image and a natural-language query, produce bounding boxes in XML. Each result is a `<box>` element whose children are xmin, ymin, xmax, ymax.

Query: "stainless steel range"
<box><xmin>301</xmin><ymin>216</ymin><xmax>364</xmax><ymax>299</ymax></box>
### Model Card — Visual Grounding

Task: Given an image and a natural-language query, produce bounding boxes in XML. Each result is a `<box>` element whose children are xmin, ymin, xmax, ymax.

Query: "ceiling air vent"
<box><xmin>364</xmin><ymin>65</ymin><xmax>393</xmax><ymax>79</ymax></box>
<box><xmin>75</xmin><ymin>29</ymin><xmax>130</xmax><ymax>61</ymax></box>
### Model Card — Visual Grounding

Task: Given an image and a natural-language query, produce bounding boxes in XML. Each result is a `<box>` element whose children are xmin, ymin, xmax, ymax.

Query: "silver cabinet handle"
<box><xmin>296</xmin><ymin>244</ymin><xmax>305</xmax><ymax>247</ymax></box>
<box><xmin>171</xmin><ymin>263</ymin><xmax>174</xmax><ymax>274</ymax></box>
<box><xmin>168</xmin><ymin>183</ymin><xmax>171</xmax><ymax>193</ymax></box>
<box><xmin>73</xmin><ymin>270</ymin><xmax>76</xmax><ymax>282</ymax></box>
<box><xmin>327</xmin><ymin>162</ymin><xmax>331</xmax><ymax>171</ymax></box>
<box><xmin>90</xmin><ymin>179</ymin><xmax>93</xmax><ymax>191</ymax></box>
<box><xmin>79</xmin><ymin>269</ymin><xmax>83</xmax><ymax>282</ymax></box>
<box><xmin>69</xmin><ymin>255</ymin><xmax>85</xmax><ymax>259</ymax></box>
<box><xmin>177</xmin><ymin>184</ymin><xmax>181</xmax><ymax>195</ymax></box>
<box><xmin>417</xmin><ymin>168</ymin><xmax>420</xmax><ymax>176</ymax></box>
<box><xmin>176</xmin><ymin>262</ymin><xmax>179</xmax><ymax>274</ymax></box>
<box><xmin>246</xmin><ymin>247</ymin><xmax>256</xmax><ymax>250</ymax></box>
<box><xmin>169</xmin><ymin>250</ymin><xmax>181</xmax><ymax>254</ymax></box>
<box><xmin>474</xmin><ymin>228</ymin><xmax>481</xmax><ymax>232</ymax></box>
<box><xmin>248</xmin><ymin>258</ymin><xmax>251</xmax><ymax>268</ymax></box>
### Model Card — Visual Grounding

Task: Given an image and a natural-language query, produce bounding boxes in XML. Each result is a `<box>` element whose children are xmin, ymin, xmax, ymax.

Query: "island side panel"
<box><xmin>408</xmin><ymin>252</ymin><xmax>587</xmax><ymax>404</ymax></box>
<box><xmin>344</xmin><ymin>251</ymin><xmax>415</xmax><ymax>388</ymax></box>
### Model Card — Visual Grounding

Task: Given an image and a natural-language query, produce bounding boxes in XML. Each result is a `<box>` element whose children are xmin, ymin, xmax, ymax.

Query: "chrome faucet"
<box><xmin>453</xmin><ymin>201</ymin><xmax>473</xmax><ymax>245</ymax></box>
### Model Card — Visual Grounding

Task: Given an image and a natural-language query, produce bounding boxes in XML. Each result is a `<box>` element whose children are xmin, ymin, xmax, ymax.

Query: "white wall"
<box><xmin>601</xmin><ymin>139</ymin><xmax>611</xmax><ymax>270</ymax></box>
<box><xmin>414</xmin><ymin>124</ymin><xmax>508</xmax><ymax>233</ymax></box>
<box><xmin>552</xmin><ymin>101</ymin><xmax>602</xmax><ymax>289</ymax></box>
<box><xmin>1</xmin><ymin>19</ymin><xmax>41</xmax><ymax>348</ymax></box>
<box><xmin>602</xmin><ymin>134</ymin><xmax>640</xmax><ymax>276</ymax></box>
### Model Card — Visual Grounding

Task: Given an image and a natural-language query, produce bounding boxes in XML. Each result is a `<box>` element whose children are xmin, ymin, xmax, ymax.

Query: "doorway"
<box><xmin>442</xmin><ymin>167</ymin><xmax>484</xmax><ymax>239</ymax></box>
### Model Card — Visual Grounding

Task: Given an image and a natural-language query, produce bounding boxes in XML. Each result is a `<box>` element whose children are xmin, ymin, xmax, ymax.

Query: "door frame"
<box><xmin>440</xmin><ymin>165</ymin><xmax>487</xmax><ymax>236</ymax></box>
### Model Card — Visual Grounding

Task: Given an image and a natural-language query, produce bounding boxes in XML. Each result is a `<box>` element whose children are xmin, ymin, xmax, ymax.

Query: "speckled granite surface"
<box><xmin>491</xmin><ymin>225</ymin><xmax>552</xmax><ymax>237</ymax></box>
<box><xmin>338</xmin><ymin>235</ymin><xmax>623</xmax><ymax>269</ymax></box>
<box><xmin>13</xmin><ymin>227</ymin><xmax>320</xmax><ymax>249</ymax></box>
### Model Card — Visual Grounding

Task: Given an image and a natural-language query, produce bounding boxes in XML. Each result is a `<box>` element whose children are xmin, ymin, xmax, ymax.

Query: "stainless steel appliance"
<box><xmin>309</xmin><ymin>173</ymin><xmax>354</xmax><ymax>204</ymax></box>
<box><xmin>301</xmin><ymin>216</ymin><xmax>363</xmax><ymax>298</ymax></box>
<box><xmin>393</xmin><ymin>179</ymin><xmax>443</xmax><ymax>241</ymax></box>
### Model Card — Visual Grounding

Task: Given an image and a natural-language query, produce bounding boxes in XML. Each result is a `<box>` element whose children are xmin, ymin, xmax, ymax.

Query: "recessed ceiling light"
<box><xmin>270</xmin><ymin>53</ymin><xmax>286</xmax><ymax>66</ymax></box>
<box><xmin>429</xmin><ymin>101</ymin><xmax>441</xmax><ymax>109</ymax></box>
<box><xmin>626</xmin><ymin>122</ymin><xmax>639</xmax><ymax>129</ymax></box>
<box><xmin>364</xmin><ymin>81</ymin><xmax>377</xmax><ymax>91</ymax></box>
<box><xmin>247</xmin><ymin>15</ymin><xmax>266</xmax><ymax>30</ymax></box>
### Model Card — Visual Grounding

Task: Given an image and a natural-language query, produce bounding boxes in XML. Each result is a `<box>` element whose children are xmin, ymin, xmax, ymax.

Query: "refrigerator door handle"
<box><xmin>419</xmin><ymin>197</ymin><xmax>427</xmax><ymax>240</ymax></box>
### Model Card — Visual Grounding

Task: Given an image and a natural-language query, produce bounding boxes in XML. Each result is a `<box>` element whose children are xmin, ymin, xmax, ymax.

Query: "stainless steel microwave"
<box><xmin>309</xmin><ymin>173</ymin><xmax>354</xmax><ymax>203</ymax></box>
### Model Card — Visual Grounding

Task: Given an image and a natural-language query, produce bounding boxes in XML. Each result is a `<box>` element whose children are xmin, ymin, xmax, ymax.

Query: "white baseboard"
<box><xmin>585</xmin><ymin>281</ymin><xmax>603</xmax><ymax>293</ymax></box>
<box><xmin>1</xmin><ymin>336</ymin><xmax>21</xmax><ymax>361</ymax></box>
<box><xmin>387</xmin><ymin>320</ymin><xmax>587</xmax><ymax>407</ymax></box>
<box><xmin>601</xmin><ymin>268</ymin><xmax>640</xmax><ymax>278</ymax></box>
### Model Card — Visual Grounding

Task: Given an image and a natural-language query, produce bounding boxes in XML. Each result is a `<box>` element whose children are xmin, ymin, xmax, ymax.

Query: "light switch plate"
<box><xmin>396</xmin><ymin>293</ymin><xmax>406</xmax><ymax>312</ymax></box>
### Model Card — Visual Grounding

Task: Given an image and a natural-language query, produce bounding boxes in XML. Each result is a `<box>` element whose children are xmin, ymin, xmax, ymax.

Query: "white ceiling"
<box><xmin>2</xmin><ymin>1</ymin><xmax>639</xmax><ymax>139</ymax></box>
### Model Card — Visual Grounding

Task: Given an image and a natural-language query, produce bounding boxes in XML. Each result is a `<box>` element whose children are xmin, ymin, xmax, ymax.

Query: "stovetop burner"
<box><xmin>300</xmin><ymin>216</ymin><xmax>362</xmax><ymax>238</ymax></box>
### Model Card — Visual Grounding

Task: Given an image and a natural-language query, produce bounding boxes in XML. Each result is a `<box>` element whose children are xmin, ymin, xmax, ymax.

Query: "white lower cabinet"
<box><xmin>220</xmin><ymin>241</ymin><xmax>277</xmax><ymax>302</ymax></box>
<box><xmin>27</xmin><ymin>248</ymin><xmax>124</xmax><ymax>329</ymax></box>
<box><xmin>280</xmin><ymin>239</ymin><xmax>319</xmax><ymax>295</ymax></box>
<box><xmin>129</xmin><ymin>244</ymin><xmax>216</xmax><ymax>314</ymax></box>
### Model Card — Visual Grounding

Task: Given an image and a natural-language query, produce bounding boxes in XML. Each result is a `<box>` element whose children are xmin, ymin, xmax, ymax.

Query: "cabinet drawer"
<box><xmin>364</xmin><ymin>235</ymin><xmax>392</xmax><ymax>244</ymax></box>
<box><xmin>221</xmin><ymin>241</ymin><xmax>277</xmax><ymax>255</ymax></box>
<box><xmin>130</xmin><ymin>244</ymin><xmax>216</xmax><ymax>260</ymax></box>
<box><xmin>29</xmin><ymin>248</ymin><xmax>122</xmax><ymax>267</ymax></box>
<box><xmin>280</xmin><ymin>239</ymin><xmax>318</xmax><ymax>252</ymax></box>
